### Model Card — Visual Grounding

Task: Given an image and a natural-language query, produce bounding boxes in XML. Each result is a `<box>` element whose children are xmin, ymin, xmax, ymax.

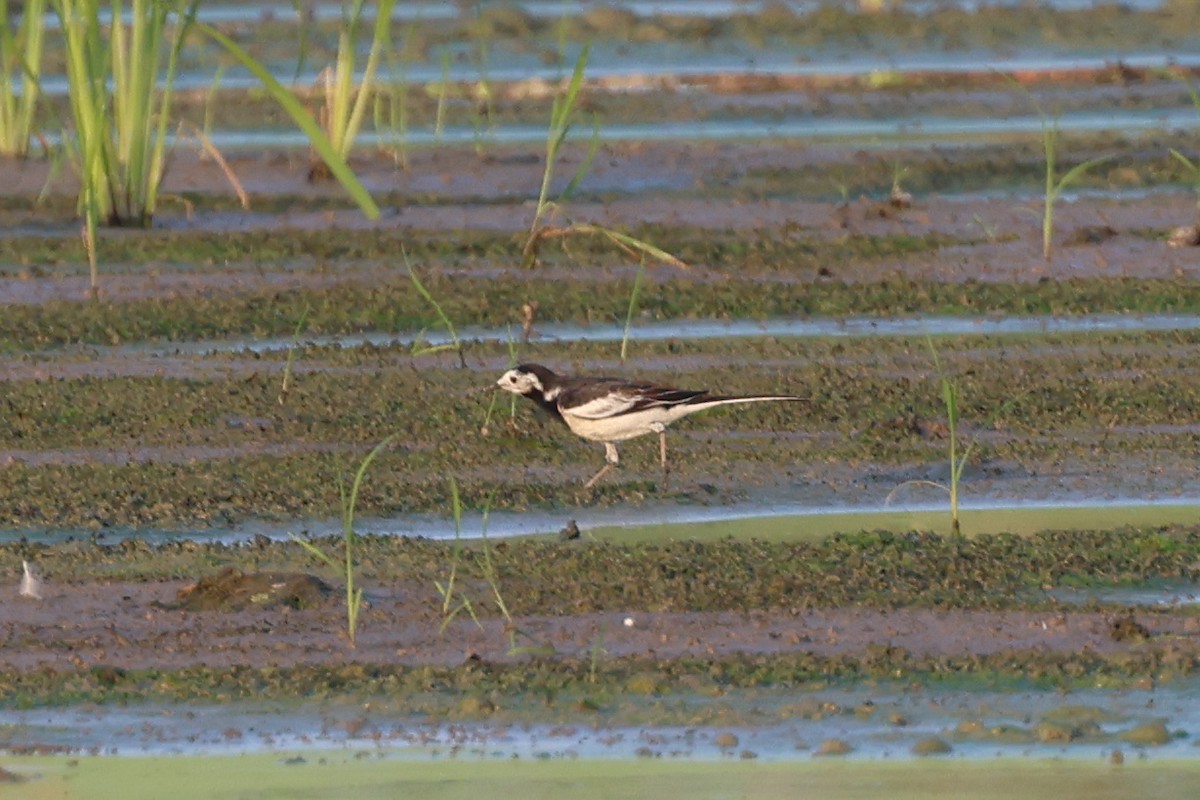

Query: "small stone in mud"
<box><xmin>814</xmin><ymin>739</ymin><xmax>853</xmax><ymax>757</ymax></box>
<box><xmin>912</xmin><ymin>737</ymin><xmax>953</xmax><ymax>756</ymax></box>
<box><xmin>1064</xmin><ymin>225</ymin><xmax>1118</xmax><ymax>246</ymax></box>
<box><xmin>1119</xmin><ymin>721</ymin><xmax>1171</xmax><ymax>747</ymax></box>
<box><xmin>714</xmin><ymin>732</ymin><xmax>739</xmax><ymax>750</ymax></box>
<box><xmin>224</xmin><ymin>415</ymin><xmax>273</xmax><ymax>432</ymax></box>
<box><xmin>1109</xmin><ymin>614</ymin><xmax>1151</xmax><ymax>642</ymax></box>
<box><xmin>1034</xmin><ymin>722</ymin><xmax>1076</xmax><ymax>743</ymax></box>
<box><xmin>854</xmin><ymin>701</ymin><xmax>877</xmax><ymax>718</ymax></box>
<box><xmin>170</xmin><ymin>567</ymin><xmax>332</xmax><ymax>611</ymax></box>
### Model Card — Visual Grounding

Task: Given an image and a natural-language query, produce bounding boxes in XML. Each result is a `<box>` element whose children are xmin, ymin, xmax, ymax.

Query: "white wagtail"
<box><xmin>496</xmin><ymin>363</ymin><xmax>802</xmax><ymax>488</ymax></box>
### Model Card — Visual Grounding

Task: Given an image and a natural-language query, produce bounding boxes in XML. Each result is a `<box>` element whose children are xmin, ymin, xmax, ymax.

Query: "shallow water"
<box><xmin>1053</xmin><ymin>581</ymin><xmax>1200</xmax><ymax>609</ymax></box>
<box><xmin>5</xmin><ymin>495</ymin><xmax>1199</xmax><ymax>547</ymax></box>
<box><xmin>29</xmin><ymin>46</ymin><xmax>1198</xmax><ymax>99</ymax></box>
<box><xmin>134</xmin><ymin>312</ymin><xmax>1200</xmax><ymax>357</ymax></box>
<box><xmin>1</xmin><ymin>684</ymin><xmax>1197</xmax><ymax>760</ymax></box>
<box><xmin>174</xmin><ymin>104</ymin><xmax>1200</xmax><ymax>150</ymax></box>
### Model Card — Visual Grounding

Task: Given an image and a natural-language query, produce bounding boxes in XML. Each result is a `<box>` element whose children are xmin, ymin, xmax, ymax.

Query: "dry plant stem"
<box><xmin>528</xmin><ymin>223</ymin><xmax>689</xmax><ymax>271</ymax></box>
<box><xmin>277</xmin><ymin>304</ymin><xmax>311</xmax><ymax>405</ymax></box>
<box><xmin>180</xmin><ymin>121</ymin><xmax>250</xmax><ymax>209</ymax></box>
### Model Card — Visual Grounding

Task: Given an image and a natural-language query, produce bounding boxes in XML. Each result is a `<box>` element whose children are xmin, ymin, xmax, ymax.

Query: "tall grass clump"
<box><xmin>197</xmin><ymin>21</ymin><xmax>379</xmax><ymax>219</ymax></box>
<box><xmin>55</xmin><ymin>0</ymin><xmax>198</xmax><ymax>289</ymax></box>
<box><xmin>521</xmin><ymin>44</ymin><xmax>686</xmax><ymax>273</ymax></box>
<box><xmin>1005</xmin><ymin>75</ymin><xmax>1109</xmax><ymax>263</ymax></box>
<box><xmin>291</xmin><ymin>433</ymin><xmax>398</xmax><ymax>647</ymax></box>
<box><xmin>374</xmin><ymin>25</ymin><xmax>413</xmax><ymax>170</ymax></box>
<box><xmin>0</xmin><ymin>0</ymin><xmax>47</xmax><ymax>157</ymax></box>
<box><xmin>309</xmin><ymin>0</ymin><xmax>396</xmax><ymax>180</ymax></box>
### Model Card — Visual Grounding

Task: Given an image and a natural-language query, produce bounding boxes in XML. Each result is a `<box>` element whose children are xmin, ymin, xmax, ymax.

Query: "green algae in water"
<box><xmin>587</xmin><ymin>503</ymin><xmax>1200</xmax><ymax>543</ymax></box>
<box><xmin>5</xmin><ymin>756</ymin><xmax>1200</xmax><ymax>800</ymax></box>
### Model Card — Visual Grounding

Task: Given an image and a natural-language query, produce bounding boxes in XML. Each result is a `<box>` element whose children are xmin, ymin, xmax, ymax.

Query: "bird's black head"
<box><xmin>496</xmin><ymin>364</ymin><xmax>566</xmax><ymax>421</ymax></box>
<box><xmin>496</xmin><ymin>363</ymin><xmax>560</xmax><ymax>398</ymax></box>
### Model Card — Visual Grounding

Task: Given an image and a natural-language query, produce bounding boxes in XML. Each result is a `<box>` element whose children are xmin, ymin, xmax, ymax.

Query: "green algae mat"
<box><xmin>3</xmin><ymin>756</ymin><xmax>1198</xmax><ymax>800</ymax></box>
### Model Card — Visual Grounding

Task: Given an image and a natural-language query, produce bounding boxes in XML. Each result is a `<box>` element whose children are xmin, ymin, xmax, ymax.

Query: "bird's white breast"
<box><xmin>561</xmin><ymin>403</ymin><xmax>694</xmax><ymax>442</ymax></box>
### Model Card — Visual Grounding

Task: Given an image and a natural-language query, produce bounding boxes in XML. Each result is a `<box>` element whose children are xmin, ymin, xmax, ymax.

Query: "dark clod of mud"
<box><xmin>167</xmin><ymin>567</ymin><xmax>332</xmax><ymax>611</ymax></box>
<box><xmin>0</xmin><ymin>766</ymin><xmax>27</xmax><ymax>784</ymax></box>
<box><xmin>1109</xmin><ymin>614</ymin><xmax>1152</xmax><ymax>642</ymax></box>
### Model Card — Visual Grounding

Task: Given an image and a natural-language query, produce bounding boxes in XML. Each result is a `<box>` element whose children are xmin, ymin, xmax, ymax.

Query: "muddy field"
<box><xmin>3</xmin><ymin>4</ymin><xmax>1200</xmax><ymax>783</ymax></box>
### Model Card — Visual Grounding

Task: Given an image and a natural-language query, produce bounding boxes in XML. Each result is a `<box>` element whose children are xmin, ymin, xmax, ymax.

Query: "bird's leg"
<box><xmin>583</xmin><ymin>442</ymin><xmax>620</xmax><ymax>489</ymax></box>
<box><xmin>652</xmin><ymin>425</ymin><xmax>669</xmax><ymax>490</ymax></box>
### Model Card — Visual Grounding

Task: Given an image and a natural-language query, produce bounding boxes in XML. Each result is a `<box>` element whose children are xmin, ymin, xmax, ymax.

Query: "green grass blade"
<box><xmin>620</xmin><ymin>261</ymin><xmax>645</xmax><ymax>362</ymax></box>
<box><xmin>288</xmin><ymin>534</ymin><xmax>340</xmax><ymax>571</ymax></box>
<box><xmin>196</xmin><ymin>21</ymin><xmax>380</xmax><ymax>219</ymax></box>
<box><xmin>345</xmin><ymin>433</ymin><xmax>399</xmax><ymax>532</ymax></box>
<box><xmin>560</xmin><ymin>114</ymin><xmax>600</xmax><ymax>201</ymax></box>
<box><xmin>1170</xmin><ymin>148</ymin><xmax>1198</xmax><ymax>175</ymax></box>
<box><xmin>592</xmin><ymin>226</ymin><xmax>689</xmax><ymax>270</ymax></box>
<box><xmin>1055</xmin><ymin>155</ymin><xmax>1112</xmax><ymax>194</ymax></box>
<box><xmin>342</xmin><ymin>0</ymin><xmax>396</xmax><ymax>160</ymax></box>
<box><xmin>404</xmin><ymin>249</ymin><xmax>463</xmax><ymax>362</ymax></box>
<box><xmin>287</xmin><ymin>0</ymin><xmax>309</xmax><ymax>83</ymax></box>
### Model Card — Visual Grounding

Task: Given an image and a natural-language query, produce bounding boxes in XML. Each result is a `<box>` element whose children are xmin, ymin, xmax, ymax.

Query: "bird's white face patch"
<box><xmin>497</xmin><ymin>368</ymin><xmax>543</xmax><ymax>395</ymax></box>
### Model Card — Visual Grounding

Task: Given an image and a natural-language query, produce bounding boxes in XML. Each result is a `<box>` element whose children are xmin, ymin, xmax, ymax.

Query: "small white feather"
<box><xmin>20</xmin><ymin>560</ymin><xmax>43</xmax><ymax>600</ymax></box>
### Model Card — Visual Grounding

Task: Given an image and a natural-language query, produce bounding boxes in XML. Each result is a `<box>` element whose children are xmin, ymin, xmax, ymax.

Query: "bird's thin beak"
<box><xmin>461</xmin><ymin>384</ymin><xmax>498</xmax><ymax>398</ymax></box>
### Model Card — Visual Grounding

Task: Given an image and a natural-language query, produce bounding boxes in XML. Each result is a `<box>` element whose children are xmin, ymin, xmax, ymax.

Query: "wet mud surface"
<box><xmin>4</xmin><ymin>2</ymin><xmax>1200</xmax><ymax>770</ymax></box>
<box><xmin>6</xmin><ymin>576</ymin><xmax>1199</xmax><ymax>673</ymax></box>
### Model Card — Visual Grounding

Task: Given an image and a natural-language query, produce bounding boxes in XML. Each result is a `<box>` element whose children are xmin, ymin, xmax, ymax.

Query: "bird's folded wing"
<box><xmin>564</xmin><ymin>391</ymin><xmax>641</xmax><ymax>419</ymax></box>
